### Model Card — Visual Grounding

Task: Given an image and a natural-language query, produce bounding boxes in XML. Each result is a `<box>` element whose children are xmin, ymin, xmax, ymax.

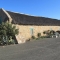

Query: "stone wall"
<box><xmin>14</xmin><ymin>24</ymin><xmax>60</xmax><ymax>43</ymax></box>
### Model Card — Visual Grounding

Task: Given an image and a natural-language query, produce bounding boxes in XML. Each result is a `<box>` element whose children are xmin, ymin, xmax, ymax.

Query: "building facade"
<box><xmin>0</xmin><ymin>8</ymin><xmax>60</xmax><ymax>43</ymax></box>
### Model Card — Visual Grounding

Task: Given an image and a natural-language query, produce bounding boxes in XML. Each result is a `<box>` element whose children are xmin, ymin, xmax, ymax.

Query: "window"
<box><xmin>30</xmin><ymin>27</ymin><xmax>34</xmax><ymax>36</ymax></box>
<box><xmin>50</xmin><ymin>28</ymin><xmax>52</xmax><ymax>30</ymax></box>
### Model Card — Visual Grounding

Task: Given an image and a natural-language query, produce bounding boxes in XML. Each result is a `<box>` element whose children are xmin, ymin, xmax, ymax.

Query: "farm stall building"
<box><xmin>0</xmin><ymin>8</ymin><xmax>60</xmax><ymax>43</ymax></box>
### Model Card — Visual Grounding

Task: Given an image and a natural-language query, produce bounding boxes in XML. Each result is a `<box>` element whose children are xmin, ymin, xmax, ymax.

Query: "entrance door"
<box><xmin>30</xmin><ymin>27</ymin><xmax>34</xmax><ymax>36</ymax></box>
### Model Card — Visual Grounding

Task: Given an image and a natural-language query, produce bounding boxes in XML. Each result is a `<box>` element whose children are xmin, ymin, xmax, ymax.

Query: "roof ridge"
<box><xmin>1</xmin><ymin>8</ymin><xmax>12</xmax><ymax>23</ymax></box>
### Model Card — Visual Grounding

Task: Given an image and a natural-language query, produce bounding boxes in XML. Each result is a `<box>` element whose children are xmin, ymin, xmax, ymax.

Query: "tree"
<box><xmin>0</xmin><ymin>22</ymin><xmax>19</xmax><ymax>45</ymax></box>
<box><xmin>5</xmin><ymin>23</ymin><xmax>19</xmax><ymax>38</ymax></box>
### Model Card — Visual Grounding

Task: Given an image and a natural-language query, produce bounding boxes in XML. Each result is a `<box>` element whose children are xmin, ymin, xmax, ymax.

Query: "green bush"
<box><xmin>0</xmin><ymin>22</ymin><xmax>19</xmax><ymax>46</ymax></box>
<box><xmin>37</xmin><ymin>33</ymin><xmax>41</xmax><ymax>38</ymax></box>
<box><xmin>44</xmin><ymin>30</ymin><xmax>50</xmax><ymax>35</ymax></box>
<box><xmin>31</xmin><ymin>36</ymin><xmax>36</xmax><ymax>39</ymax></box>
<box><xmin>40</xmin><ymin>35</ymin><xmax>50</xmax><ymax>38</ymax></box>
<box><xmin>36</xmin><ymin>37</ymin><xmax>40</xmax><ymax>40</ymax></box>
<box><xmin>50</xmin><ymin>30</ymin><xmax>55</xmax><ymax>35</ymax></box>
<box><xmin>43</xmin><ymin>31</ymin><xmax>46</xmax><ymax>34</ymax></box>
<box><xmin>40</xmin><ymin>36</ymin><xmax>46</xmax><ymax>38</ymax></box>
<box><xmin>43</xmin><ymin>30</ymin><xmax>55</xmax><ymax>36</ymax></box>
<box><xmin>8</xmin><ymin>39</ymin><xmax>15</xmax><ymax>45</ymax></box>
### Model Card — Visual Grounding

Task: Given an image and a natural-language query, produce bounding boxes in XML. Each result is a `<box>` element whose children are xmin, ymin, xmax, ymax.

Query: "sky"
<box><xmin>0</xmin><ymin>0</ymin><xmax>60</xmax><ymax>19</ymax></box>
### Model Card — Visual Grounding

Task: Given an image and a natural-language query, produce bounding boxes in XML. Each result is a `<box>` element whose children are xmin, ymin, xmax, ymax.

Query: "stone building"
<box><xmin>0</xmin><ymin>8</ymin><xmax>60</xmax><ymax>43</ymax></box>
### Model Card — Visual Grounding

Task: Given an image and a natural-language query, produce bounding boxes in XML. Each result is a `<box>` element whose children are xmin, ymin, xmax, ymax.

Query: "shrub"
<box><xmin>37</xmin><ymin>33</ymin><xmax>41</xmax><ymax>38</ymax></box>
<box><xmin>43</xmin><ymin>31</ymin><xmax>45</xmax><ymax>34</ymax></box>
<box><xmin>50</xmin><ymin>30</ymin><xmax>55</xmax><ymax>35</ymax></box>
<box><xmin>43</xmin><ymin>30</ymin><xmax>55</xmax><ymax>36</ymax></box>
<box><xmin>0</xmin><ymin>22</ymin><xmax>19</xmax><ymax>46</ymax></box>
<box><xmin>31</xmin><ymin>36</ymin><xmax>36</xmax><ymax>39</ymax></box>
<box><xmin>40</xmin><ymin>36</ymin><xmax>46</xmax><ymax>38</ymax></box>
<box><xmin>43</xmin><ymin>30</ymin><xmax>50</xmax><ymax>35</ymax></box>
